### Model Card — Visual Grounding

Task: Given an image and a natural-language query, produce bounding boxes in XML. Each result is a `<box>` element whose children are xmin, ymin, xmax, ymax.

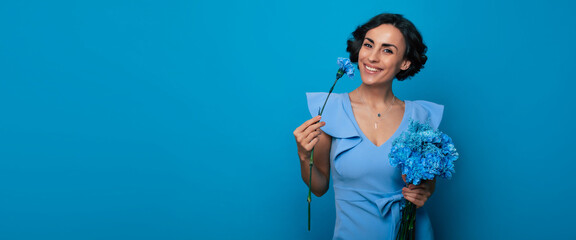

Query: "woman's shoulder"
<box><xmin>306</xmin><ymin>92</ymin><xmax>348</xmax><ymax>103</ymax></box>
<box><xmin>306</xmin><ymin>92</ymin><xmax>358</xmax><ymax>138</ymax></box>
<box><xmin>405</xmin><ymin>100</ymin><xmax>444</xmax><ymax>129</ymax></box>
<box><xmin>305</xmin><ymin>92</ymin><xmax>348</xmax><ymax>117</ymax></box>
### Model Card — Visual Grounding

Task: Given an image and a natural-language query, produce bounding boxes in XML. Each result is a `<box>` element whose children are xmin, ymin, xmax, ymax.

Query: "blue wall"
<box><xmin>1</xmin><ymin>0</ymin><xmax>575</xmax><ymax>239</ymax></box>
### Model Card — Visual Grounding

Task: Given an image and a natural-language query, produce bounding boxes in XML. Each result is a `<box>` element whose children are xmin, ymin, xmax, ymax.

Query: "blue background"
<box><xmin>1</xmin><ymin>0</ymin><xmax>575</xmax><ymax>239</ymax></box>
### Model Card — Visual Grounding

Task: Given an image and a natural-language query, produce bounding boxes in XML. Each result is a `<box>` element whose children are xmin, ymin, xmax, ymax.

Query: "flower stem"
<box><xmin>307</xmin><ymin>70</ymin><xmax>344</xmax><ymax>231</ymax></box>
<box><xmin>319</xmin><ymin>75</ymin><xmax>342</xmax><ymax>116</ymax></box>
<box><xmin>396</xmin><ymin>200</ymin><xmax>416</xmax><ymax>240</ymax></box>
<box><xmin>307</xmin><ymin>149</ymin><xmax>314</xmax><ymax>231</ymax></box>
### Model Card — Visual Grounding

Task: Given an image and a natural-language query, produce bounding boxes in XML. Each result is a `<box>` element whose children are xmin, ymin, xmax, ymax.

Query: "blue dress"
<box><xmin>306</xmin><ymin>92</ymin><xmax>444</xmax><ymax>240</ymax></box>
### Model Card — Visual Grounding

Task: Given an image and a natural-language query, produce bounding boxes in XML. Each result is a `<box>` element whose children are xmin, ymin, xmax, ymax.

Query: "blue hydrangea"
<box><xmin>389</xmin><ymin>119</ymin><xmax>459</xmax><ymax>185</ymax></box>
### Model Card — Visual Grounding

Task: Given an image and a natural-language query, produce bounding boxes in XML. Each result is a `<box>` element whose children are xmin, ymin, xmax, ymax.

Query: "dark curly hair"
<box><xmin>346</xmin><ymin>13</ymin><xmax>428</xmax><ymax>81</ymax></box>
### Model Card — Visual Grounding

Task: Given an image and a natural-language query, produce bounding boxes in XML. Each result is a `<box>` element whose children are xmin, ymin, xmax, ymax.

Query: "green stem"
<box><xmin>319</xmin><ymin>76</ymin><xmax>341</xmax><ymax>116</ymax></box>
<box><xmin>307</xmin><ymin>149</ymin><xmax>314</xmax><ymax>231</ymax></box>
<box><xmin>307</xmin><ymin>71</ymin><xmax>344</xmax><ymax>231</ymax></box>
<box><xmin>407</xmin><ymin>202</ymin><xmax>416</xmax><ymax>240</ymax></box>
<box><xmin>396</xmin><ymin>199</ymin><xmax>417</xmax><ymax>240</ymax></box>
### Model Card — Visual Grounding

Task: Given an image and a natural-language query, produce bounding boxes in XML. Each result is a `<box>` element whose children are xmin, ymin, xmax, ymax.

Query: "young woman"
<box><xmin>294</xmin><ymin>13</ymin><xmax>442</xmax><ymax>239</ymax></box>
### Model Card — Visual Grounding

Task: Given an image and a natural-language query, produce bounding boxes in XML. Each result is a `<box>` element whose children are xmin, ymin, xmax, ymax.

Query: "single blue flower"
<box><xmin>308</xmin><ymin>57</ymin><xmax>356</xmax><ymax>231</ymax></box>
<box><xmin>337</xmin><ymin>57</ymin><xmax>355</xmax><ymax>79</ymax></box>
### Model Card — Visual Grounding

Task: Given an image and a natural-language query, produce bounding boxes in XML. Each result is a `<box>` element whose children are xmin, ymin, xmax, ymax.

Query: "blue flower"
<box><xmin>389</xmin><ymin>119</ymin><xmax>459</xmax><ymax>185</ymax></box>
<box><xmin>337</xmin><ymin>57</ymin><xmax>355</xmax><ymax>78</ymax></box>
<box><xmin>307</xmin><ymin>57</ymin><xmax>357</xmax><ymax>231</ymax></box>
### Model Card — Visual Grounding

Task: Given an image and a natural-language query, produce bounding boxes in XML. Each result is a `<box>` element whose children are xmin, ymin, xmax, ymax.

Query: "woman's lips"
<box><xmin>364</xmin><ymin>63</ymin><xmax>382</xmax><ymax>73</ymax></box>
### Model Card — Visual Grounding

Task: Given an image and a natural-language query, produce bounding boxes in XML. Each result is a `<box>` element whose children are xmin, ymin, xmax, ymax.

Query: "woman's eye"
<box><xmin>383</xmin><ymin>49</ymin><xmax>393</xmax><ymax>54</ymax></box>
<box><xmin>363</xmin><ymin>43</ymin><xmax>372</xmax><ymax>48</ymax></box>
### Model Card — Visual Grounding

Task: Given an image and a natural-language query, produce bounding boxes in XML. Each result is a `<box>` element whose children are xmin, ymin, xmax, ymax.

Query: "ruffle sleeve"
<box><xmin>306</xmin><ymin>92</ymin><xmax>362</xmax><ymax>174</ymax></box>
<box><xmin>306</xmin><ymin>92</ymin><xmax>358</xmax><ymax>138</ymax></box>
<box><xmin>409</xmin><ymin>100</ymin><xmax>444</xmax><ymax>129</ymax></box>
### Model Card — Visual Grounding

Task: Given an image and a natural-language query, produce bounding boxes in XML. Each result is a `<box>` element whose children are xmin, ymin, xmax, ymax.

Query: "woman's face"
<box><xmin>358</xmin><ymin>24</ymin><xmax>411</xmax><ymax>85</ymax></box>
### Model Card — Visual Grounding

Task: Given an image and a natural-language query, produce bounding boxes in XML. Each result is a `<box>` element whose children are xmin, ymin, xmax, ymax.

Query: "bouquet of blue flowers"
<box><xmin>389</xmin><ymin>119</ymin><xmax>459</xmax><ymax>240</ymax></box>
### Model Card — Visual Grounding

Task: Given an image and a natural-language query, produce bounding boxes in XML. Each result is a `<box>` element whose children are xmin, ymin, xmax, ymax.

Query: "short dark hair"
<box><xmin>346</xmin><ymin>13</ymin><xmax>428</xmax><ymax>81</ymax></box>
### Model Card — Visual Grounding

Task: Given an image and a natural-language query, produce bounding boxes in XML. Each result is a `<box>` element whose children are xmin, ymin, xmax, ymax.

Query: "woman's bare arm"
<box><xmin>294</xmin><ymin>116</ymin><xmax>332</xmax><ymax>196</ymax></box>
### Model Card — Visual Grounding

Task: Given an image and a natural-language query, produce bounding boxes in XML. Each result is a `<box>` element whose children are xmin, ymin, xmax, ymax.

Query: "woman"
<box><xmin>294</xmin><ymin>13</ymin><xmax>442</xmax><ymax>239</ymax></box>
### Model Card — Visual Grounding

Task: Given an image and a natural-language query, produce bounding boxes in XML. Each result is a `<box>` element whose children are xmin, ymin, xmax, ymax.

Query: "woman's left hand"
<box><xmin>402</xmin><ymin>175</ymin><xmax>436</xmax><ymax>208</ymax></box>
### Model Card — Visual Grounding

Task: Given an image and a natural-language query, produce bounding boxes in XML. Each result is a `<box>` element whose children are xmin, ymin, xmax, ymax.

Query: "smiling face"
<box><xmin>358</xmin><ymin>24</ymin><xmax>411</xmax><ymax>85</ymax></box>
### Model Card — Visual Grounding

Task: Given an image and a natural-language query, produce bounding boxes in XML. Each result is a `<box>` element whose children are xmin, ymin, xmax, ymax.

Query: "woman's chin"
<box><xmin>360</xmin><ymin>77</ymin><xmax>393</xmax><ymax>86</ymax></box>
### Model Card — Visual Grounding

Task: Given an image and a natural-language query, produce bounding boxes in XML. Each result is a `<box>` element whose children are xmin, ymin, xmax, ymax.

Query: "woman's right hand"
<box><xmin>293</xmin><ymin>115</ymin><xmax>326</xmax><ymax>161</ymax></box>
<box><xmin>294</xmin><ymin>115</ymin><xmax>331</xmax><ymax>196</ymax></box>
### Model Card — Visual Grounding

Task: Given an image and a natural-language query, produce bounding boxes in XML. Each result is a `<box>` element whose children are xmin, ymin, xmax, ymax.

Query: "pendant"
<box><xmin>377</xmin><ymin>113</ymin><xmax>381</xmax><ymax>117</ymax></box>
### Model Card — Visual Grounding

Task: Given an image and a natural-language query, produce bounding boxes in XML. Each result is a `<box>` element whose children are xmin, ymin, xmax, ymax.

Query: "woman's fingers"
<box><xmin>294</xmin><ymin>116</ymin><xmax>323</xmax><ymax>142</ymax></box>
<box><xmin>294</xmin><ymin>116</ymin><xmax>326</xmax><ymax>153</ymax></box>
<box><xmin>407</xmin><ymin>184</ymin><xmax>428</xmax><ymax>191</ymax></box>
<box><xmin>303</xmin><ymin>127</ymin><xmax>322</xmax><ymax>143</ymax></box>
<box><xmin>304</xmin><ymin>137</ymin><xmax>320</xmax><ymax>151</ymax></box>
<box><xmin>403</xmin><ymin>186</ymin><xmax>431</xmax><ymax>208</ymax></box>
<box><xmin>403</xmin><ymin>194</ymin><xmax>425</xmax><ymax>208</ymax></box>
<box><xmin>403</xmin><ymin>188</ymin><xmax>429</xmax><ymax>198</ymax></box>
<box><xmin>294</xmin><ymin>116</ymin><xmax>321</xmax><ymax>135</ymax></box>
<box><xmin>402</xmin><ymin>189</ymin><xmax>425</xmax><ymax>207</ymax></box>
<box><xmin>302</xmin><ymin>126</ymin><xmax>324</xmax><ymax>151</ymax></box>
<box><xmin>302</xmin><ymin>121</ymin><xmax>325</xmax><ymax>139</ymax></box>
<box><xmin>294</xmin><ymin>117</ymin><xmax>324</xmax><ymax>142</ymax></box>
<box><xmin>400</xmin><ymin>177</ymin><xmax>435</xmax><ymax>208</ymax></box>
<box><xmin>404</xmin><ymin>186</ymin><xmax>431</xmax><ymax>198</ymax></box>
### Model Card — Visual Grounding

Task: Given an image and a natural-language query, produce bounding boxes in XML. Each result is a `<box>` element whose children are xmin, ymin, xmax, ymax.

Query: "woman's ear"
<box><xmin>401</xmin><ymin>60</ymin><xmax>411</xmax><ymax>71</ymax></box>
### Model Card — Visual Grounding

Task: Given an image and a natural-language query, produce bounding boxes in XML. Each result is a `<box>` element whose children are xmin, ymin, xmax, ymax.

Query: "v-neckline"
<box><xmin>345</xmin><ymin>93</ymin><xmax>410</xmax><ymax>148</ymax></box>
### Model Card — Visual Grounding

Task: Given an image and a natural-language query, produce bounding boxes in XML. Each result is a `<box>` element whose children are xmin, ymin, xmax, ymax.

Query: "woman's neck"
<box><xmin>357</xmin><ymin>83</ymin><xmax>396</xmax><ymax>108</ymax></box>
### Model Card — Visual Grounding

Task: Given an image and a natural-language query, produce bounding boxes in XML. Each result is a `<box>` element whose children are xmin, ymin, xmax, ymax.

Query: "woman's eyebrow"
<box><xmin>365</xmin><ymin>38</ymin><xmax>399</xmax><ymax>51</ymax></box>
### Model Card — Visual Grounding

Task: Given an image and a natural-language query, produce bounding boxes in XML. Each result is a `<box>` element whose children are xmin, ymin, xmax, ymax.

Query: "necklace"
<box><xmin>359</xmin><ymin>88</ymin><xmax>396</xmax><ymax>129</ymax></box>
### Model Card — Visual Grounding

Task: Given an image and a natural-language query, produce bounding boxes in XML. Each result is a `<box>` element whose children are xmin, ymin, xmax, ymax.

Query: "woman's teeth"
<box><xmin>365</xmin><ymin>65</ymin><xmax>380</xmax><ymax>72</ymax></box>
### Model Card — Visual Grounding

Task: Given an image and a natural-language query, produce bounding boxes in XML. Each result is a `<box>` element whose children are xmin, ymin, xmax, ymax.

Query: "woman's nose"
<box><xmin>368</xmin><ymin>49</ymin><xmax>379</xmax><ymax>62</ymax></box>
